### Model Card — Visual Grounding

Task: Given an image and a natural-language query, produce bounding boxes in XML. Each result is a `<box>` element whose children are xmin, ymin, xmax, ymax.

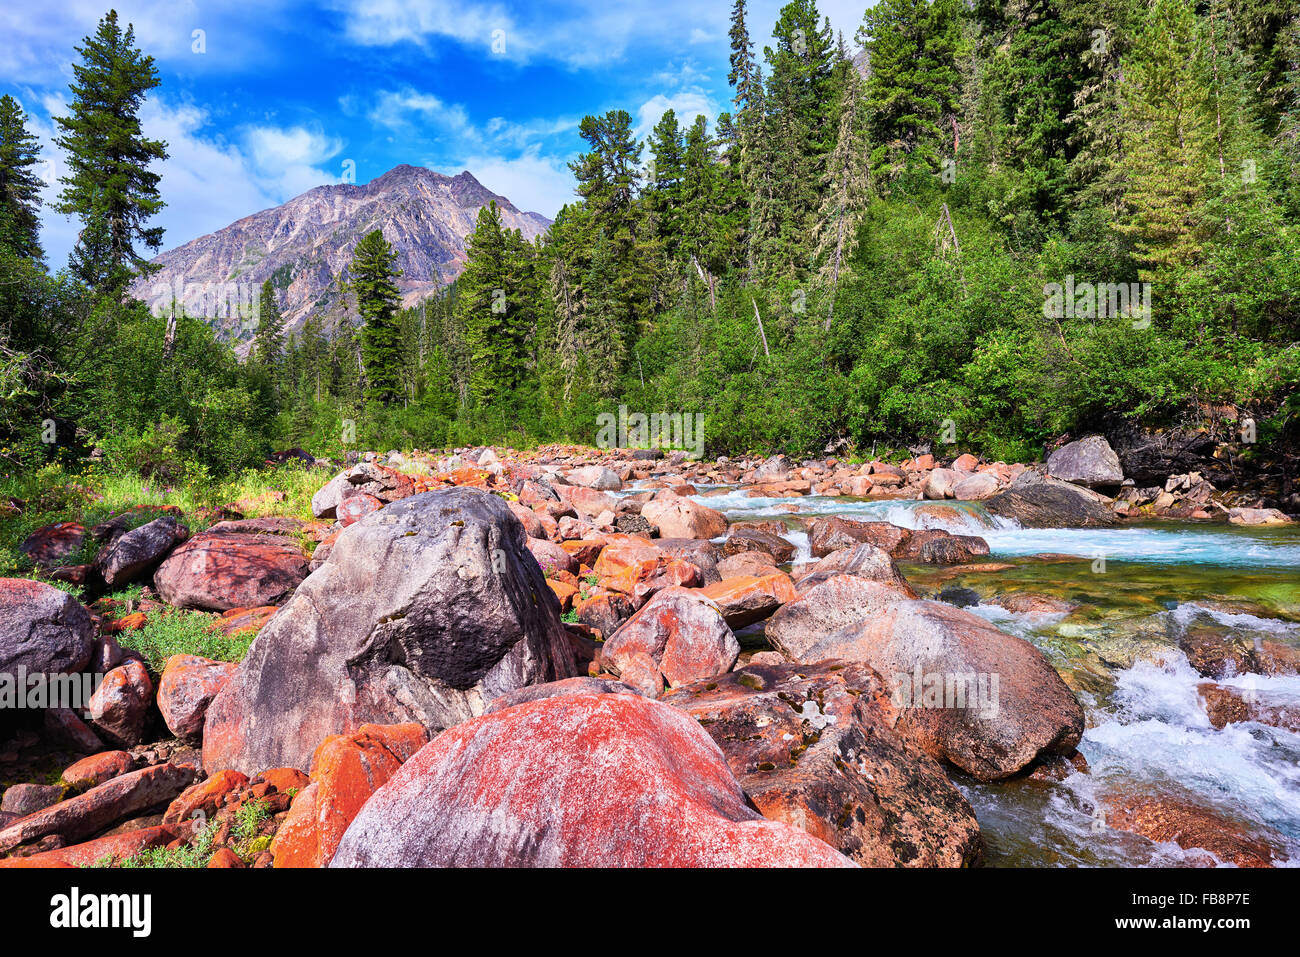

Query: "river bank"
<box><xmin>1</xmin><ymin>437</ymin><xmax>1297</xmax><ymax>867</ymax></box>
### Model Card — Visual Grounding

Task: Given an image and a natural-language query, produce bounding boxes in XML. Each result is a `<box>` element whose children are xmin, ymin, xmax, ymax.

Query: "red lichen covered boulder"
<box><xmin>329</xmin><ymin>693</ymin><xmax>855</xmax><ymax>867</ymax></box>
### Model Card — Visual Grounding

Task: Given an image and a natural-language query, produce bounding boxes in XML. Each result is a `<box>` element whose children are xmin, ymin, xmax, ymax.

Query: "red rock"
<box><xmin>87</xmin><ymin>660</ymin><xmax>153</xmax><ymax>747</ymax></box>
<box><xmin>716</xmin><ymin>551</ymin><xmax>778</xmax><ymax>579</ymax></box>
<box><xmin>573</xmin><ymin>590</ymin><xmax>636</xmax><ymax>637</ymax></box>
<box><xmin>663</xmin><ymin>661</ymin><xmax>983</xmax><ymax>867</ymax></box>
<box><xmin>700</xmin><ymin>572</ymin><xmax>800</xmax><ymax>628</ymax></box>
<box><xmin>0</xmin><ymin>824</ymin><xmax>185</xmax><ymax>868</ymax></box>
<box><xmin>554</xmin><ymin>484</ymin><xmax>620</xmax><ymax>518</ymax></box>
<box><xmin>329</xmin><ymin>692</ymin><xmax>855</xmax><ymax>867</ymax></box>
<box><xmin>767</xmin><ymin>576</ymin><xmax>1083</xmax><ymax>781</ymax></box>
<box><xmin>62</xmin><ymin>751</ymin><xmax>136</xmax><ymax>791</ymax></box>
<box><xmin>0</xmin><ymin>763</ymin><xmax>195</xmax><ymax>854</ymax></box>
<box><xmin>157</xmin><ymin>654</ymin><xmax>236</xmax><ymax>739</ymax></box>
<box><xmin>952</xmin><ymin>453</ymin><xmax>978</xmax><ymax>472</ymax></box>
<box><xmin>337</xmin><ymin>493</ymin><xmax>384</xmax><ymax>527</ymax></box>
<box><xmin>106</xmin><ymin>611</ymin><xmax>147</xmax><ymax>633</ymax></box>
<box><xmin>271</xmin><ymin>723</ymin><xmax>428</xmax><ymax>868</ymax></box>
<box><xmin>206</xmin><ymin>847</ymin><xmax>245</xmax><ymax>868</ymax></box>
<box><xmin>795</xmin><ymin>544</ymin><xmax>915</xmax><ymax>595</ymax></box>
<box><xmin>721</xmin><ymin>526</ymin><xmax>796</xmax><ymax>562</ymax></box>
<box><xmin>153</xmin><ymin>525</ymin><xmax>310</xmax><ymax>612</ymax></box>
<box><xmin>252</xmin><ymin>767</ymin><xmax>311</xmax><ymax>794</ymax></box>
<box><xmin>209</xmin><ymin>605</ymin><xmax>278</xmax><ymax>638</ymax></box>
<box><xmin>1198</xmin><ymin>683</ymin><xmax>1300</xmax><ymax>733</ymax></box>
<box><xmin>1102</xmin><ymin>791</ymin><xmax>1281</xmax><ymax>868</ymax></box>
<box><xmin>616</xmin><ymin>651</ymin><xmax>666</xmax><ymax>697</ymax></box>
<box><xmin>163</xmin><ymin>769</ymin><xmax>250</xmax><ymax>826</ymax></box>
<box><xmin>526</xmin><ymin>538</ymin><xmax>578</xmax><ymax>575</ymax></box>
<box><xmin>641</xmin><ymin>495</ymin><xmax>728</xmax><ymax>539</ymax></box>
<box><xmin>1</xmin><ymin>784</ymin><xmax>62</xmax><ymax>817</ymax></box>
<box><xmin>17</xmin><ymin>522</ymin><xmax>87</xmax><ymax>568</ymax></box>
<box><xmin>559</xmin><ymin>539</ymin><xmax>605</xmax><ymax>566</ymax></box>
<box><xmin>43</xmin><ymin>708</ymin><xmax>103</xmax><ymax>753</ymax></box>
<box><xmin>808</xmin><ymin>517</ymin><xmax>909</xmax><ymax>558</ymax></box>
<box><xmin>603</xmin><ymin>586</ymin><xmax>738</xmax><ymax>689</ymax></box>
<box><xmin>507</xmin><ymin>500</ymin><xmax>546</xmax><ymax>538</ymax></box>
<box><xmin>270</xmin><ymin>783</ymin><xmax>321</xmax><ymax>868</ymax></box>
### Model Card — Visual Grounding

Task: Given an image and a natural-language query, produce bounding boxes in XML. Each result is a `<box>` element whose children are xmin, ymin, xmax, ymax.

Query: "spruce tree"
<box><xmin>252</xmin><ymin>279</ymin><xmax>285</xmax><ymax>390</ymax></box>
<box><xmin>459</xmin><ymin>202</ymin><xmax>514</xmax><ymax>405</ymax></box>
<box><xmin>0</xmin><ymin>95</ymin><xmax>45</xmax><ymax>262</ymax></box>
<box><xmin>816</xmin><ymin>54</ymin><xmax>871</xmax><ymax>328</ymax></box>
<box><xmin>54</xmin><ymin>10</ymin><xmax>168</xmax><ymax>295</ymax></box>
<box><xmin>1115</xmin><ymin>0</ymin><xmax>1216</xmax><ymax>276</ymax></box>
<box><xmin>349</xmin><ymin>229</ymin><xmax>404</xmax><ymax>405</ymax></box>
<box><xmin>858</xmin><ymin>0</ymin><xmax>962</xmax><ymax>178</ymax></box>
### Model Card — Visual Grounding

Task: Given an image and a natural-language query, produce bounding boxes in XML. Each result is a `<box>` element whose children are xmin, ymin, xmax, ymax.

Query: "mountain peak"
<box><xmin>132</xmin><ymin>165</ymin><xmax>552</xmax><ymax>352</ymax></box>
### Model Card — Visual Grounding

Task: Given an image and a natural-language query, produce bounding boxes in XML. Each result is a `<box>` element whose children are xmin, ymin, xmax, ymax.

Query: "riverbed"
<box><xmin>686</xmin><ymin>485</ymin><xmax>1300</xmax><ymax>867</ymax></box>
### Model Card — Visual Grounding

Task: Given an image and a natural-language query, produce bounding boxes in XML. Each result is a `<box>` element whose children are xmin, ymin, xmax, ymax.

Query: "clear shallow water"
<box><xmin>682</xmin><ymin>484</ymin><xmax>1300</xmax><ymax>867</ymax></box>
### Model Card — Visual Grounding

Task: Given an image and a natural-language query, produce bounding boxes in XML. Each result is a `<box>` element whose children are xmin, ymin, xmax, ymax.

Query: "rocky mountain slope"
<box><xmin>130</xmin><ymin>165</ymin><xmax>553</xmax><ymax>349</ymax></box>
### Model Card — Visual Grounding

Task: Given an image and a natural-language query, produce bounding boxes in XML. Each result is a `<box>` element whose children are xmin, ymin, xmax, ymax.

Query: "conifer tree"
<box><xmin>252</xmin><ymin>279</ymin><xmax>285</xmax><ymax>392</ymax></box>
<box><xmin>1115</xmin><ymin>0</ymin><xmax>1216</xmax><ymax>276</ymax></box>
<box><xmin>858</xmin><ymin>0</ymin><xmax>962</xmax><ymax>178</ymax></box>
<box><xmin>816</xmin><ymin>54</ymin><xmax>871</xmax><ymax>328</ymax></box>
<box><xmin>0</xmin><ymin>95</ymin><xmax>45</xmax><ymax>262</ymax></box>
<box><xmin>54</xmin><ymin>10</ymin><xmax>168</xmax><ymax>294</ymax></box>
<box><xmin>349</xmin><ymin>229</ymin><xmax>404</xmax><ymax>405</ymax></box>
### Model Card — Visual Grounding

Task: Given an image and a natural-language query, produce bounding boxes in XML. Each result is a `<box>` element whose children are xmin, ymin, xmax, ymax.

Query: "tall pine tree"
<box><xmin>349</xmin><ymin>229</ymin><xmax>404</xmax><ymax>405</ymax></box>
<box><xmin>54</xmin><ymin>10</ymin><xmax>167</xmax><ymax>295</ymax></box>
<box><xmin>0</xmin><ymin>95</ymin><xmax>44</xmax><ymax>262</ymax></box>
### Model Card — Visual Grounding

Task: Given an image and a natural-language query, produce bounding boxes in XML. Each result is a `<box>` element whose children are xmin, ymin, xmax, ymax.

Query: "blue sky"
<box><xmin>2</xmin><ymin>1</ymin><xmax>872</xmax><ymax>268</ymax></box>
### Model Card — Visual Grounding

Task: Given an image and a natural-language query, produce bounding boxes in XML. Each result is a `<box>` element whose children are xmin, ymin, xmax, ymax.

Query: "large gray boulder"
<box><xmin>0</xmin><ymin>578</ymin><xmax>95</xmax><ymax>677</ymax></box>
<box><xmin>96</xmin><ymin>515</ymin><xmax>188</xmax><ymax>587</ymax></box>
<box><xmin>202</xmin><ymin>488</ymin><xmax>577</xmax><ymax>775</ymax></box>
<box><xmin>766</xmin><ymin>575</ymin><xmax>1084</xmax><ymax>781</ymax></box>
<box><xmin>1046</xmin><ymin>435</ymin><xmax>1124</xmax><ymax>488</ymax></box>
<box><xmin>984</xmin><ymin>469</ymin><xmax>1117</xmax><ymax>528</ymax></box>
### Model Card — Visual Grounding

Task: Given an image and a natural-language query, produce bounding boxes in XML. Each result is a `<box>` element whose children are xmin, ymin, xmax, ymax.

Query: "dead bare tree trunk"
<box><xmin>751</xmin><ymin>297</ymin><xmax>770</xmax><ymax>358</ymax></box>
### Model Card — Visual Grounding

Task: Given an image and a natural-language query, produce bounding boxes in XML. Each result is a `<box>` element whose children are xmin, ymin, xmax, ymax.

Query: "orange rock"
<box><xmin>62</xmin><ymin>750</ymin><xmax>135</xmax><ymax>791</ymax></box>
<box><xmin>272</xmin><ymin>723</ymin><xmax>429</xmax><ymax>868</ymax></box>
<box><xmin>269</xmin><ymin>782</ymin><xmax>320</xmax><ymax>868</ymax></box>
<box><xmin>0</xmin><ymin>824</ymin><xmax>184</xmax><ymax>868</ymax></box>
<box><xmin>560</xmin><ymin>539</ymin><xmax>605</xmax><ymax>566</ymax></box>
<box><xmin>700</xmin><ymin>572</ymin><xmax>800</xmax><ymax>628</ymax></box>
<box><xmin>254</xmin><ymin>767</ymin><xmax>311</xmax><ymax>794</ymax></box>
<box><xmin>448</xmin><ymin>466</ymin><xmax>492</xmax><ymax>488</ymax></box>
<box><xmin>206</xmin><ymin>847</ymin><xmax>245</xmax><ymax>868</ymax></box>
<box><xmin>107</xmin><ymin>611</ymin><xmax>147</xmax><ymax>633</ymax></box>
<box><xmin>548</xmin><ymin>579</ymin><xmax>579</xmax><ymax>609</ymax></box>
<box><xmin>164</xmin><ymin>769</ymin><xmax>249</xmax><ymax>826</ymax></box>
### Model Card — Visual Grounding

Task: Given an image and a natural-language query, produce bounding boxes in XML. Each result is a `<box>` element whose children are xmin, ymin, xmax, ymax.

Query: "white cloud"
<box><xmin>634</xmin><ymin>92</ymin><xmax>718</xmax><ymax>141</ymax></box>
<box><xmin>0</xmin><ymin>0</ymin><xmax>290</xmax><ymax>84</ymax></box>
<box><xmin>367</xmin><ymin>88</ymin><xmax>472</xmax><ymax>133</ymax></box>
<box><xmin>33</xmin><ymin>98</ymin><xmax>344</xmax><ymax>265</ymax></box>
<box><xmin>331</xmin><ymin>0</ymin><xmax>872</xmax><ymax>69</ymax></box>
<box><xmin>453</xmin><ymin>145</ymin><xmax>575</xmax><ymax>218</ymax></box>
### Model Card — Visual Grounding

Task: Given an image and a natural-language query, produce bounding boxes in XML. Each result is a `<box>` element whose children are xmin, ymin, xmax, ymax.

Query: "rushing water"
<box><xmin>683</xmin><ymin>485</ymin><xmax>1300</xmax><ymax>867</ymax></box>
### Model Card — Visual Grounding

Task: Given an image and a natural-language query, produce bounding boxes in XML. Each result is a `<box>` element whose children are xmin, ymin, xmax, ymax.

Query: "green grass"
<box><xmin>0</xmin><ymin>460</ymin><xmax>326</xmax><ymax>581</ymax></box>
<box><xmin>231</xmin><ymin>797</ymin><xmax>272</xmax><ymax>855</ymax></box>
<box><xmin>117</xmin><ymin>608</ymin><xmax>255</xmax><ymax>673</ymax></box>
<box><xmin>109</xmin><ymin>822</ymin><xmax>218</xmax><ymax>869</ymax></box>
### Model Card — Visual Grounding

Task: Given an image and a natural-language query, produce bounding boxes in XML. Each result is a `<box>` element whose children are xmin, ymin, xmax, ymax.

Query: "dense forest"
<box><xmin>2</xmin><ymin>0</ymin><xmax>1299</xmax><ymax>481</ymax></box>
